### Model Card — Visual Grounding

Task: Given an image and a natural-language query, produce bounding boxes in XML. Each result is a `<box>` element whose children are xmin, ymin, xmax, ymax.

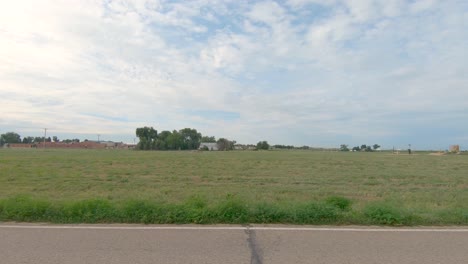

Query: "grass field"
<box><xmin>0</xmin><ymin>149</ymin><xmax>467</xmax><ymax>225</ymax></box>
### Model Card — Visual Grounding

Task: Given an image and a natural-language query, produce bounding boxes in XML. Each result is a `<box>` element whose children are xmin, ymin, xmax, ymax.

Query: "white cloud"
<box><xmin>0</xmin><ymin>0</ymin><xmax>467</xmax><ymax>148</ymax></box>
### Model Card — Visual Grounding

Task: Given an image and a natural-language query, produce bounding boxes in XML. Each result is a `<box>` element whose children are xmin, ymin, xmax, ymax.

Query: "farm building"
<box><xmin>5</xmin><ymin>143</ymin><xmax>34</xmax><ymax>148</ymax></box>
<box><xmin>5</xmin><ymin>141</ymin><xmax>131</xmax><ymax>150</ymax></box>
<box><xmin>449</xmin><ymin>145</ymin><xmax>460</xmax><ymax>153</ymax></box>
<box><xmin>32</xmin><ymin>141</ymin><xmax>105</xmax><ymax>149</ymax></box>
<box><xmin>199</xmin><ymin>142</ymin><xmax>218</xmax><ymax>151</ymax></box>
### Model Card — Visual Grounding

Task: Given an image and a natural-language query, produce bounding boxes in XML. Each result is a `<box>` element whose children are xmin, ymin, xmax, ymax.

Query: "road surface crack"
<box><xmin>245</xmin><ymin>226</ymin><xmax>263</xmax><ymax>264</ymax></box>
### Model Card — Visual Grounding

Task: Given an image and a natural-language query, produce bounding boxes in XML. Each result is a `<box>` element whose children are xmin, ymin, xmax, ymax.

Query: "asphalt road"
<box><xmin>1</xmin><ymin>224</ymin><xmax>467</xmax><ymax>264</ymax></box>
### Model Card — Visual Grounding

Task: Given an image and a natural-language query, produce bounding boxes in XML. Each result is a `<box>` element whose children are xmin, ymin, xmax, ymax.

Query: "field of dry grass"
<box><xmin>0</xmin><ymin>149</ymin><xmax>467</xmax><ymax>225</ymax></box>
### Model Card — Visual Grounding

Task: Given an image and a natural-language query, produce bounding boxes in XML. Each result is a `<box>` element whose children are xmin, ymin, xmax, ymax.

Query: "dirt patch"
<box><xmin>428</xmin><ymin>152</ymin><xmax>445</xmax><ymax>156</ymax></box>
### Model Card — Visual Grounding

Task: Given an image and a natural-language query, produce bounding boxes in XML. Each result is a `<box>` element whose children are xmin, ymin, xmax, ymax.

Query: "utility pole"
<box><xmin>43</xmin><ymin>128</ymin><xmax>47</xmax><ymax>149</ymax></box>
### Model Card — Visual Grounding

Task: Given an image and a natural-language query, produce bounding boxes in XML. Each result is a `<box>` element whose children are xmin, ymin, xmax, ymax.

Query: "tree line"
<box><xmin>1</xmin><ymin>129</ymin><xmax>273</xmax><ymax>151</ymax></box>
<box><xmin>135</xmin><ymin>127</ymin><xmax>275</xmax><ymax>151</ymax></box>
<box><xmin>135</xmin><ymin>127</ymin><xmax>244</xmax><ymax>151</ymax></box>
<box><xmin>0</xmin><ymin>132</ymin><xmax>82</xmax><ymax>146</ymax></box>
<box><xmin>340</xmin><ymin>144</ymin><xmax>381</xmax><ymax>152</ymax></box>
<box><xmin>135</xmin><ymin>127</ymin><xmax>207</xmax><ymax>150</ymax></box>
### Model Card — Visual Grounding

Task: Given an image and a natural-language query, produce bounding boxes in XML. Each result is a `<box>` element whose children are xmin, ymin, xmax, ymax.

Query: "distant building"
<box><xmin>32</xmin><ymin>141</ymin><xmax>105</xmax><ymax>149</ymax></box>
<box><xmin>6</xmin><ymin>143</ymin><xmax>34</xmax><ymax>148</ymax></box>
<box><xmin>5</xmin><ymin>141</ymin><xmax>133</xmax><ymax>150</ymax></box>
<box><xmin>199</xmin><ymin>142</ymin><xmax>218</xmax><ymax>151</ymax></box>
<box><xmin>449</xmin><ymin>145</ymin><xmax>460</xmax><ymax>153</ymax></box>
<box><xmin>233</xmin><ymin>144</ymin><xmax>256</xmax><ymax>150</ymax></box>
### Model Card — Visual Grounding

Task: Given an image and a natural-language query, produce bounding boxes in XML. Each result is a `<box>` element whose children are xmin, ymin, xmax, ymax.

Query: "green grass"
<box><xmin>0</xmin><ymin>149</ymin><xmax>467</xmax><ymax>225</ymax></box>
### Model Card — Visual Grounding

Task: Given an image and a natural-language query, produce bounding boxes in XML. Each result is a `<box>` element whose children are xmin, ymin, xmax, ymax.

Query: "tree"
<box><xmin>33</xmin><ymin>137</ymin><xmax>43</xmax><ymax>143</ymax></box>
<box><xmin>352</xmin><ymin>146</ymin><xmax>360</xmax><ymax>152</ymax></box>
<box><xmin>256</xmin><ymin>141</ymin><xmax>270</xmax><ymax>150</ymax></box>
<box><xmin>62</xmin><ymin>138</ymin><xmax>80</xmax><ymax>143</ymax></box>
<box><xmin>22</xmin><ymin>136</ymin><xmax>34</xmax><ymax>144</ymax></box>
<box><xmin>273</xmin><ymin>144</ymin><xmax>294</xmax><ymax>149</ymax></box>
<box><xmin>360</xmin><ymin>144</ymin><xmax>367</xmax><ymax>151</ymax></box>
<box><xmin>373</xmin><ymin>144</ymin><xmax>380</xmax><ymax>150</ymax></box>
<box><xmin>136</xmin><ymin>126</ymin><xmax>158</xmax><ymax>150</ymax></box>
<box><xmin>155</xmin><ymin>130</ymin><xmax>172</xmax><ymax>150</ymax></box>
<box><xmin>217</xmin><ymin>138</ymin><xmax>235</xmax><ymax>151</ymax></box>
<box><xmin>166</xmin><ymin>130</ymin><xmax>183</xmax><ymax>150</ymax></box>
<box><xmin>201</xmin><ymin>136</ymin><xmax>216</xmax><ymax>143</ymax></box>
<box><xmin>340</xmin><ymin>144</ymin><xmax>349</xmax><ymax>151</ymax></box>
<box><xmin>53</xmin><ymin>136</ymin><xmax>59</xmax><ymax>142</ymax></box>
<box><xmin>179</xmin><ymin>128</ymin><xmax>202</xmax><ymax>150</ymax></box>
<box><xmin>136</xmin><ymin>127</ymin><xmax>157</xmax><ymax>141</ymax></box>
<box><xmin>0</xmin><ymin>132</ymin><xmax>21</xmax><ymax>146</ymax></box>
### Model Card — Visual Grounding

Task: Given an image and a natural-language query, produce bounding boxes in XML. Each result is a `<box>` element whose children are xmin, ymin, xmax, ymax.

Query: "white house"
<box><xmin>199</xmin><ymin>142</ymin><xmax>218</xmax><ymax>151</ymax></box>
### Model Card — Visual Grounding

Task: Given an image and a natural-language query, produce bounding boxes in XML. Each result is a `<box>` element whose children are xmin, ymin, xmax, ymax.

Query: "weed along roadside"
<box><xmin>0</xmin><ymin>195</ymin><xmax>463</xmax><ymax>225</ymax></box>
<box><xmin>0</xmin><ymin>149</ymin><xmax>467</xmax><ymax>225</ymax></box>
<box><xmin>0</xmin><ymin>195</ymin><xmax>400</xmax><ymax>225</ymax></box>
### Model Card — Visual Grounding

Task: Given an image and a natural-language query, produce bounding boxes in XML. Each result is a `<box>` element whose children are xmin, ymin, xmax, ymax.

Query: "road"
<box><xmin>1</xmin><ymin>224</ymin><xmax>467</xmax><ymax>264</ymax></box>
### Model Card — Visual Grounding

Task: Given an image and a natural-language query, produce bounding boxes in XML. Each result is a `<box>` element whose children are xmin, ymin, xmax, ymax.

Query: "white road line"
<box><xmin>0</xmin><ymin>225</ymin><xmax>468</xmax><ymax>232</ymax></box>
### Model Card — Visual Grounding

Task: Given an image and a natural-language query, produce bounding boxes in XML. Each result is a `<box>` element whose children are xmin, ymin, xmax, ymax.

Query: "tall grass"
<box><xmin>1</xmin><ymin>195</ymin><xmax>466</xmax><ymax>225</ymax></box>
<box><xmin>0</xmin><ymin>195</ymin><xmax>344</xmax><ymax>224</ymax></box>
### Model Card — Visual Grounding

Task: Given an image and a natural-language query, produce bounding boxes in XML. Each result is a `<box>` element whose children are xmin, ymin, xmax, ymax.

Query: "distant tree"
<box><xmin>201</xmin><ymin>136</ymin><xmax>216</xmax><ymax>143</ymax></box>
<box><xmin>166</xmin><ymin>130</ymin><xmax>183</xmax><ymax>150</ymax></box>
<box><xmin>273</xmin><ymin>144</ymin><xmax>294</xmax><ymax>149</ymax></box>
<box><xmin>155</xmin><ymin>130</ymin><xmax>172</xmax><ymax>150</ymax></box>
<box><xmin>352</xmin><ymin>146</ymin><xmax>360</xmax><ymax>152</ymax></box>
<box><xmin>256</xmin><ymin>141</ymin><xmax>270</xmax><ymax>150</ymax></box>
<box><xmin>53</xmin><ymin>136</ymin><xmax>59</xmax><ymax>142</ymax></box>
<box><xmin>158</xmin><ymin>130</ymin><xmax>172</xmax><ymax>141</ymax></box>
<box><xmin>135</xmin><ymin>126</ymin><xmax>158</xmax><ymax>150</ymax></box>
<box><xmin>365</xmin><ymin>146</ymin><xmax>373</xmax><ymax>152</ymax></box>
<box><xmin>217</xmin><ymin>138</ymin><xmax>235</xmax><ymax>151</ymax></box>
<box><xmin>360</xmin><ymin>144</ymin><xmax>367</xmax><ymax>151</ymax></box>
<box><xmin>179</xmin><ymin>128</ymin><xmax>202</xmax><ymax>150</ymax></box>
<box><xmin>200</xmin><ymin>145</ymin><xmax>209</xmax><ymax>151</ymax></box>
<box><xmin>340</xmin><ymin>144</ymin><xmax>349</xmax><ymax>151</ymax></box>
<box><xmin>0</xmin><ymin>132</ymin><xmax>21</xmax><ymax>146</ymax></box>
<box><xmin>373</xmin><ymin>144</ymin><xmax>380</xmax><ymax>150</ymax></box>
<box><xmin>136</xmin><ymin>127</ymin><xmax>157</xmax><ymax>141</ymax></box>
<box><xmin>62</xmin><ymin>138</ymin><xmax>80</xmax><ymax>143</ymax></box>
<box><xmin>22</xmin><ymin>136</ymin><xmax>34</xmax><ymax>144</ymax></box>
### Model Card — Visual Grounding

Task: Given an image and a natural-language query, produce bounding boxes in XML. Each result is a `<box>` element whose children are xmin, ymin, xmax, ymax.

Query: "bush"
<box><xmin>200</xmin><ymin>146</ymin><xmax>209</xmax><ymax>151</ymax></box>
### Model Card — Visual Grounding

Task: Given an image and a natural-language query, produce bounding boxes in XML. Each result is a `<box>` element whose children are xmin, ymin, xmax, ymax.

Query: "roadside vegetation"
<box><xmin>0</xmin><ymin>149</ymin><xmax>467</xmax><ymax>225</ymax></box>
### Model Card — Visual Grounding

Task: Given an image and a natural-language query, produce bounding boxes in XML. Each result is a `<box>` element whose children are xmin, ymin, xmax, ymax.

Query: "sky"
<box><xmin>0</xmin><ymin>0</ymin><xmax>467</xmax><ymax>150</ymax></box>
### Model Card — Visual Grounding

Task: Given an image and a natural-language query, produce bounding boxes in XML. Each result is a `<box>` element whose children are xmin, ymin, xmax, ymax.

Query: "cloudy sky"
<box><xmin>0</xmin><ymin>0</ymin><xmax>467</xmax><ymax>149</ymax></box>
